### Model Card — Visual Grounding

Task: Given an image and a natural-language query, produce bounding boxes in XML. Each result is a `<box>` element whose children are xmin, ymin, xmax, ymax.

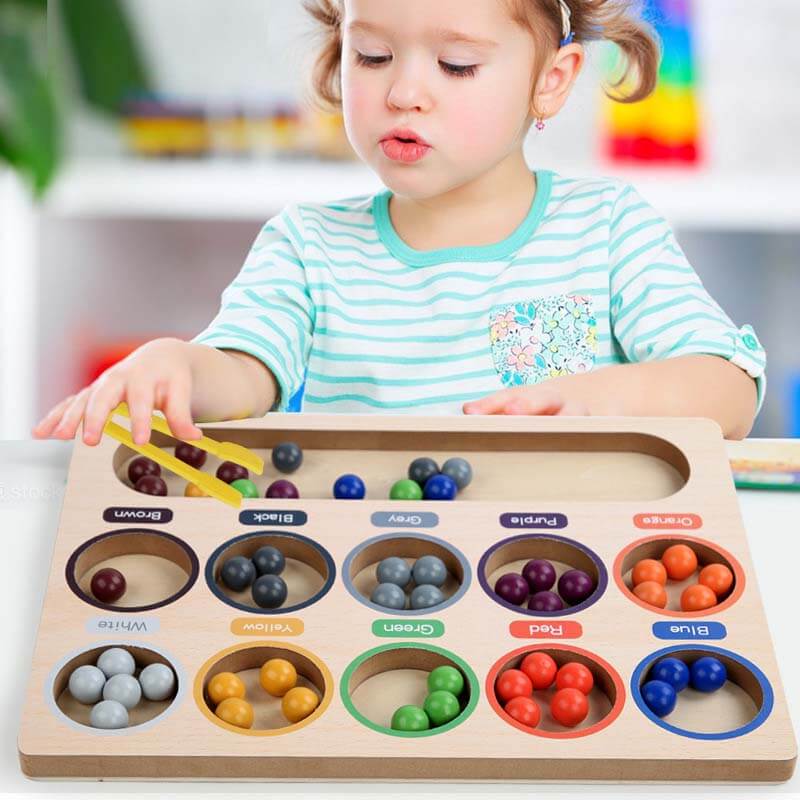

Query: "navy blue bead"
<box><xmin>333</xmin><ymin>473</ymin><xmax>366</xmax><ymax>499</ymax></box>
<box><xmin>642</xmin><ymin>679</ymin><xmax>677</xmax><ymax>718</ymax></box>
<box><xmin>650</xmin><ymin>657</ymin><xmax>690</xmax><ymax>692</ymax></box>
<box><xmin>423</xmin><ymin>474</ymin><xmax>457</xmax><ymax>500</ymax></box>
<box><xmin>690</xmin><ymin>656</ymin><xmax>727</xmax><ymax>692</ymax></box>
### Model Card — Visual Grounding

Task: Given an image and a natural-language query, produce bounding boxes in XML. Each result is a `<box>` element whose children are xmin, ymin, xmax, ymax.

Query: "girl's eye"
<box><xmin>354</xmin><ymin>52</ymin><xmax>478</xmax><ymax>78</ymax></box>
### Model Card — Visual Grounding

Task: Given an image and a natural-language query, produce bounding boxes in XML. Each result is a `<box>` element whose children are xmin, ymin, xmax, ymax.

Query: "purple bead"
<box><xmin>175</xmin><ymin>442</ymin><xmax>207</xmax><ymax>468</ymax></box>
<box><xmin>216</xmin><ymin>461</ymin><xmax>248</xmax><ymax>484</ymax></box>
<box><xmin>557</xmin><ymin>569</ymin><xmax>596</xmax><ymax>605</ymax></box>
<box><xmin>522</xmin><ymin>559</ymin><xmax>557</xmax><ymax>593</ymax></box>
<box><xmin>265</xmin><ymin>479</ymin><xmax>300</xmax><ymax>499</ymax></box>
<box><xmin>128</xmin><ymin>456</ymin><xmax>160</xmax><ymax>484</ymax></box>
<box><xmin>134</xmin><ymin>474</ymin><xmax>167</xmax><ymax>496</ymax></box>
<box><xmin>494</xmin><ymin>572</ymin><xmax>529</xmax><ymax>606</ymax></box>
<box><xmin>528</xmin><ymin>590</ymin><xmax>565</xmax><ymax>612</ymax></box>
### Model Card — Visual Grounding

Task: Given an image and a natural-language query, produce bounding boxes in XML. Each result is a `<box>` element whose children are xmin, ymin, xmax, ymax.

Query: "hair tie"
<box><xmin>558</xmin><ymin>0</ymin><xmax>574</xmax><ymax>46</ymax></box>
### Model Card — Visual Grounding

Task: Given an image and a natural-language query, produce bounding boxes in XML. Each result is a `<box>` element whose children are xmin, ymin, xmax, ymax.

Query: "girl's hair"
<box><xmin>303</xmin><ymin>0</ymin><xmax>661</xmax><ymax>116</ymax></box>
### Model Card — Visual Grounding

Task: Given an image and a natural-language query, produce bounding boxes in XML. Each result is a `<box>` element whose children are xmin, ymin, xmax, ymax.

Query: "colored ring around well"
<box><xmin>205</xmin><ymin>530</ymin><xmax>336</xmax><ymax>614</ymax></box>
<box><xmin>478</xmin><ymin>533</ymin><xmax>608</xmax><ymax>616</ymax></box>
<box><xmin>631</xmin><ymin>644</ymin><xmax>774</xmax><ymax>740</ymax></box>
<box><xmin>341</xmin><ymin>531</ymin><xmax>472</xmax><ymax>616</ymax></box>
<box><xmin>340</xmin><ymin>642</ymin><xmax>480</xmax><ymax>738</ymax></box>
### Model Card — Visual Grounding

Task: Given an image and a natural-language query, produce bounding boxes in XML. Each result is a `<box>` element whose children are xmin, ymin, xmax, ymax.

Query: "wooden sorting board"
<box><xmin>18</xmin><ymin>414</ymin><xmax>797</xmax><ymax>782</ymax></box>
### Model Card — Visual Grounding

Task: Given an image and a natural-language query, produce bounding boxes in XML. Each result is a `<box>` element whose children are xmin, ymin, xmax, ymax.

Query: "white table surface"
<box><xmin>1</xmin><ymin>440</ymin><xmax>798</xmax><ymax>800</ymax></box>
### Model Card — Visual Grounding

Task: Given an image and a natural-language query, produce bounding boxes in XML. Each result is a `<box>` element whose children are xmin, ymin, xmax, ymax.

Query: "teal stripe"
<box><xmin>550</xmin><ymin>177</ymin><xmax>615</xmax><ymax>190</ymax></box>
<box><xmin>304</xmin><ymin>389</ymin><xmax>490</xmax><ymax>409</ymax></box>
<box><xmin>233</xmin><ymin>278</ymin><xmax>306</xmax><ymax>293</ymax></box>
<box><xmin>244</xmin><ymin>249</ymin><xmax>304</xmax><ymax>270</ymax></box>
<box><xmin>308</xmin><ymin>345</ymin><xmax>490</xmax><ymax>365</ymax></box>
<box><xmin>299</xmin><ymin>207</ymin><xmax>376</xmax><ymax>231</ymax></box>
<box><xmin>609</xmin><ymin>232</ymin><xmax>672</xmax><ymax>281</ymax></box>
<box><xmin>614</xmin><ymin>281</ymin><xmax>703</xmax><ymax>325</ymax></box>
<box><xmin>283</xmin><ymin>215</ymin><xmax>306</xmax><ymax>255</ymax></box>
<box><xmin>609</xmin><ymin>217</ymin><xmax>664</xmax><ymax>254</ymax></box>
<box><xmin>306</xmin><ymin>367</ymin><xmax>498</xmax><ymax>387</ymax></box>
<box><xmin>612</xmin><ymin>262</ymin><xmax>696</xmax><ymax>299</ymax></box>
<box><xmin>302</xmin><ymin>219</ymin><xmax>380</xmax><ymax>246</ymax></box>
<box><xmin>549</xmin><ymin>187</ymin><xmax>613</xmax><ymax>203</ymax></box>
<box><xmin>314</xmin><ymin>326</ymin><xmax>488</xmax><ymax>344</ymax></box>
<box><xmin>531</xmin><ymin>219</ymin><xmax>609</xmax><ymax>242</ymax></box>
<box><xmin>618</xmin><ymin>294</ymin><xmax>726</xmax><ymax>342</ymax></box>
<box><xmin>547</xmin><ymin>200</ymin><xmax>614</xmax><ymax>221</ymax></box>
<box><xmin>203</xmin><ymin>326</ymin><xmax>293</xmax><ymax>388</ymax></box>
<box><xmin>629</xmin><ymin>312</ymin><xmax>733</xmax><ymax>351</ymax></box>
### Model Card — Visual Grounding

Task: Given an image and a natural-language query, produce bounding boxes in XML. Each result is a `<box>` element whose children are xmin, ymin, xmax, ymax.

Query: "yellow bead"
<box><xmin>207</xmin><ymin>671</ymin><xmax>245</xmax><ymax>705</ymax></box>
<box><xmin>215</xmin><ymin>696</ymin><xmax>254</xmax><ymax>729</ymax></box>
<box><xmin>281</xmin><ymin>686</ymin><xmax>319</xmax><ymax>723</ymax></box>
<box><xmin>259</xmin><ymin>658</ymin><xmax>297</xmax><ymax>697</ymax></box>
<box><xmin>185</xmin><ymin>482</ymin><xmax>209</xmax><ymax>497</ymax></box>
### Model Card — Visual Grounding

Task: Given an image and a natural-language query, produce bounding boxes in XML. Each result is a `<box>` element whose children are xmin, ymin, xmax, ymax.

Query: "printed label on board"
<box><xmin>103</xmin><ymin>507</ymin><xmax>173</xmax><ymax>524</ymax></box>
<box><xmin>239</xmin><ymin>510</ymin><xmax>307</xmax><ymax>526</ymax></box>
<box><xmin>231</xmin><ymin>617</ymin><xmax>304</xmax><ymax>636</ymax></box>
<box><xmin>634</xmin><ymin>513</ymin><xmax>702</xmax><ymax>530</ymax></box>
<box><xmin>370</xmin><ymin>512</ymin><xmax>439</xmax><ymax>528</ymax></box>
<box><xmin>500</xmin><ymin>513</ymin><xmax>568</xmax><ymax>529</ymax></box>
<box><xmin>372</xmin><ymin>619</ymin><xmax>444</xmax><ymax>638</ymax></box>
<box><xmin>87</xmin><ymin>616</ymin><xmax>159</xmax><ymax>634</ymax></box>
<box><xmin>652</xmin><ymin>621</ymin><xmax>726</xmax><ymax>640</ymax></box>
<box><xmin>509</xmin><ymin>620</ymin><xmax>582</xmax><ymax>639</ymax></box>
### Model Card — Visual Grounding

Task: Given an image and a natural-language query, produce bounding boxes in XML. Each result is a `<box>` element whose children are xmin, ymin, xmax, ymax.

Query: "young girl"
<box><xmin>34</xmin><ymin>0</ymin><xmax>765</xmax><ymax>446</ymax></box>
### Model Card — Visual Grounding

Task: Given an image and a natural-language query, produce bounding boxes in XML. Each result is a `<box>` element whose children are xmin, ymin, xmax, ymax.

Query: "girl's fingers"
<box><xmin>161</xmin><ymin>376</ymin><xmax>202</xmax><ymax>441</ymax></box>
<box><xmin>463</xmin><ymin>389</ymin><xmax>519</xmax><ymax>415</ymax></box>
<box><xmin>556</xmin><ymin>399</ymin><xmax>591</xmax><ymax>417</ymax></box>
<box><xmin>126</xmin><ymin>383</ymin><xmax>156</xmax><ymax>445</ymax></box>
<box><xmin>32</xmin><ymin>395</ymin><xmax>77</xmax><ymax>438</ymax></box>
<box><xmin>51</xmin><ymin>390</ymin><xmax>90</xmax><ymax>439</ymax></box>
<box><xmin>82</xmin><ymin>381</ymin><xmax>126</xmax><ymax>445</ymax></box>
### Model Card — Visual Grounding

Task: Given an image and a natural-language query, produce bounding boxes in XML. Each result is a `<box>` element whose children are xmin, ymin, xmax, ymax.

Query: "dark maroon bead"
<box><xmin>134</xmin><ymin>474</ymin><xmax>168</xmax><ymax>496</ymax></box>
<box><xmin>128</xmin><ymin>456</ymin><xmax>160</xmax><ymax>484</ymax></box>
<box><xmin>90</xmin><ymin>567</ymin><xmax>127</xmax><ymax>603</ymax></box>
<box><xmin>557</xmin><ymin>569</ymin><xmax>596</xmax><ymax>605</ymax></box>
<box><xmin>265</xmin><ymin>480</ymin><xmax>300</xmax><ymax>499</ymax></box>
<box><xmin>528</xmin><ymin>590</ymin><xmax>564</xmax><ymax>612</ymax></box>
<box><xmin>175</xmin><ymin>442</ymin><xmax>207</xmax><ymax>468</ymax></box>
<box><xmin>522</xmin><ymin>559</ymin><xmax>557</xmax><ymax>593</ymax></box>
<box><xmin>494</xmin><ymin>572</ymin><xmax>529</xmax><ymax>606</ymax></box>
<box><xmin>216</xmin><ymin>461</ymin><xmax>248</xmax><ymax>484</ymax></box>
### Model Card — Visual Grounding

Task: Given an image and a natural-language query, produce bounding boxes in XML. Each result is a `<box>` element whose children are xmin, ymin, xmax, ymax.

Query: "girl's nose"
<box><xmin>386</xmin><ymin>66</ymin><xmax>433</xmax><ymax>113</ymax></box>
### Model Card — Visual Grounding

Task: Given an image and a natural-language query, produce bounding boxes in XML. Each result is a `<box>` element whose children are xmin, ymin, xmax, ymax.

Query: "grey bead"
<box><xmin>412</xmin><ymin>555</ymin><xmax>448</xmax><ymax>588</ymax></box>
<box><xmin>102</xmin><ymin>673</ymin><xmax>142</xmax><ymax>710</ymax></box>
<box><xmin>68</xmin><ymin>664</ymin><xmax>106</xmax><ymax>705</ymax></box>
<box><xmin>96</xmin><ymin>647</ymin><xmax>136</xmax><ymax>678</ymax></box>
<box><xmin>441</xmin><ymin>457</ymin><xmax>473</xmax><ymax>490</ymax></box>
<box><xmin>376</xmin><ymin>557</ymin><xmax>412</xmax><ymax>588</ymax></box>
<box><xmin>138</xmin><ymin>663</ymin><xmax>176</xmax><ymax>702</ymax></box>
<box><xmin>90</xmin><ymin>699</ymin><xmax>129</xmax><ymax>729</ymax></box>
<box><xmin>370</xmin><ymin>582</ymin><xmax>406</xmax><ymax>610</ymax></box>
<box><xmin>408</xmin><ymin>457</ymin><xmax>439</xmax><ymax>486</ymax></box>
<box><xmin>410</xmin><ymin>584</ymin><xmax>445</xmax><ymax>609</ymax></box>
<box><xmin>220</xmin><ymin>556</ymin><xmax>256</xmax><ymax>591</ymax></box>
<box><xmin>272</xmin><ymin>441</ymin><xmax>303</xmax><ymax>473</ymax></box>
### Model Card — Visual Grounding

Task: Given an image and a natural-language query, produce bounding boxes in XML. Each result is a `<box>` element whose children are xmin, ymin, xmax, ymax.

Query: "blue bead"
<box><xmin>333</xmin><ymin>473</ymin><xmax>366</xmax><ymax>500</ymax></box>
<box><xmin>642</xmin><ymin>679</ymin><xmax>677</xmax><ymax>718</ymax></box>
<box><xmin>690</xmin><ymin>656</ymin><xmax>727</xmax><ymax>693</ymax></box>
<box><xmin>423</xmin><ymin>474</ymin><xmax>457</xmax><ymax>501</ymax></box>
<box><xmin>650</xmin><ymin>657</ymin><xmax>690</xmax><ymax>693</ymax></box>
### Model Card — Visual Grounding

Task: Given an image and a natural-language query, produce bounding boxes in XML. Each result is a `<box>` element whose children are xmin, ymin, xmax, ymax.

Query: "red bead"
<box><xmin>90</xmin><ymin>567</ymin><xmax>127</xmax><ymax>603</ymax></box>
<box><xmin>504</xmin><ymin>695</ymin><xmax>541</xmax><ymax>728</ymax></box>
<box><xmin>555</xmin><ymin>662</ymin><xmax>594</xmax><ymax>695</ymax></box>
<box><xmin>550</xmin><ymin>687</ymin><xmax>589</xmax><ymax>728</ymax></box>
<box><xmin>520</xmin><ymin>652</ymin><xmax>558</xmax><ymax>690</ymax></box>
<box><xmin>495</xmin><ymin>669</ymin><xmax>533</xmax><ymax>704</ymax></box>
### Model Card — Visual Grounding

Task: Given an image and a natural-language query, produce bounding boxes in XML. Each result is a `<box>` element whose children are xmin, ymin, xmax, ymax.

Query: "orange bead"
<box><xmin>633</xmin><ymin>580</ymin><xmax>668</xmax><ymax>608</ymax></box>
<box><xmin>662</xmin><ymin>544</ymin><xmax>698</xmax><ymax>581</ymax></box>
<box><xmin>207</xmin><ymin>671</ymin><xmax>245</xmax><ymax>705</ymax></box>
<box><xmin>215</xmin><ymin>696</ymin><xmax>254</xmax><ymax>729</ymax></box>
<box><xmin>632</xmin><ymin>558</ymin><xmax>667</xmax><ymax>587</ymax></box>
<box><xmin>698</xmin><ymin>563</ymin><xmax>734</xmax><ymax>597</ymax></box>
<box><xmin>281</xmin><ymin>686</ymin><xmax>320</xmax><ymax>723</ymax></box>
<box><xmin>185</xmin><ymin>482</ymin><xmax>209</xmax><ymax>497</ymax></box>
<box><xmin>680</xmin><ymin>583</ymin><xmax>717</xmax><ymax>612</ymax></box>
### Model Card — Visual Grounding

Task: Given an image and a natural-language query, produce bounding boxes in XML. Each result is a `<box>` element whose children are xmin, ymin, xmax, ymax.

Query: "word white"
<box><xmin>379</xmin><ymin>622</ymin><xmax>437</xmax><ymax>636</ymax></box>
<box><xmin>96</xmin><ymin>619</ymin><xmax>150</xmax><ymax>632</ymax></box>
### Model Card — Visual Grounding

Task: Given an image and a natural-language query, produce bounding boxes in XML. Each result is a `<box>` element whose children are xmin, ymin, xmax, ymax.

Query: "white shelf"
<box><xmin>43</xmin><ymin>157</ymin><xmax>799</xmax><ymax>232</ymax></box>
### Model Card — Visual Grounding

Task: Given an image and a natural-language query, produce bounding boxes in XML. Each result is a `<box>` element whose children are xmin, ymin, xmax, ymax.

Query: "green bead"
<box><xmin>231</xmin><ymin>478</ymin><xmax>259</xmax><ymax>498</ymax></box>
<box><xmin>390</xmin><ymin>479</ymin><xmax>423</xmax><ymax>501</ymax></box>
<box><xmin>427</xmin><ymin>665</ymin><xmax>464</xmax><ymax>696</ymax></box>
<box><xmin>423</xmin><ymin>690</ymin><xmax>460</xmax><ymax>727</ymax></box>
<box><xmin>391</xmin><ymin>704</ymin><xmax>430</xmax><ymax>731</ymax></box>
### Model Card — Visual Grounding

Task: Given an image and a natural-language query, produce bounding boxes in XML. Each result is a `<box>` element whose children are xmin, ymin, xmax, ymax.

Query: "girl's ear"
<box><xmin>531</xmin><ymin>43</ymin><xmax>584</xmax><ymax>120</ymax></box>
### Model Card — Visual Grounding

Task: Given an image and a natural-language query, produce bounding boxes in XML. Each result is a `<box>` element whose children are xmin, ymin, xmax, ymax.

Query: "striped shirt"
<box><xmin>192</xmin><ymin>168</ymin><xmax>766</xmax><ymax>414</ymax></box>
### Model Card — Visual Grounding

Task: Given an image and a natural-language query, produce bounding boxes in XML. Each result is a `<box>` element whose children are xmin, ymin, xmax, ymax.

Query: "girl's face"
<box><xmin>340</xmin><ymin>0</ymin><xmax>538</xmax><ymax>200</ymax></box>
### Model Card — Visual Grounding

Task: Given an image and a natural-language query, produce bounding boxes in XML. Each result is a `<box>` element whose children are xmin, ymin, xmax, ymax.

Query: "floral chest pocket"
<box><xmin>489</xmin><ymin>294</ymin><xmax>599</xmax><ymax>388</ymax></box>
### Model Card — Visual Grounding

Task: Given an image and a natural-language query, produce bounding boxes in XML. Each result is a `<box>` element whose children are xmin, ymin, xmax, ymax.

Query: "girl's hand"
<box><xmin>463</xmin><ymin>383</ymin><xmax>591</xmax><ymax>416</ymax></box>
<box><xmin>32</xmin><ymin>337</ymin><xmax>203</xmax><ymax>447</ymax></box>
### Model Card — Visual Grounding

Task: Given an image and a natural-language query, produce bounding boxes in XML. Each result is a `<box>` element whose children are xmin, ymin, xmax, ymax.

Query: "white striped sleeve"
<box><xmin>191</xmin><ymin>205</ymin><xmax>315</xmax><ymax>412</ymax></box>
<box><xmin>608</xmin><ymin>184</ymin><xmax>767</xmax><ymax>412</ymax></box>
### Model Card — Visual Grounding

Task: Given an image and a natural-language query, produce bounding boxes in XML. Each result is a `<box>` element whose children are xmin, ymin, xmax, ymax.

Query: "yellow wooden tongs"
<box><xmin>103</xmin><ymin>403</ymin><xmax>264</xmax><ymax>508</ymax></box>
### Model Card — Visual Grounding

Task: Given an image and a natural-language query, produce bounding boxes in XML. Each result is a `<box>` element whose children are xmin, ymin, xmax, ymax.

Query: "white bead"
<box><xmin>68</xmin><ymin>664</ymin><xmax>106</xmax><ymax>705</ymax></box>
<box><xmin>96</xmin><ymin>647</ymin><xmax>136</xmax><ymax>678</ymax></box>
<box><xmin>90</xmin><ymin>699</ymin><xmax>129</xmax><ymax>729</ymax></box>
<box><xmin>138</xmin><ymin>663</ymin><xmax>176</xmax><ymax>702</ymax></box>
<box><xmin>103</xmin><ymin>673</ymin><xmax>142</xmax><ymax>709</ymax></box>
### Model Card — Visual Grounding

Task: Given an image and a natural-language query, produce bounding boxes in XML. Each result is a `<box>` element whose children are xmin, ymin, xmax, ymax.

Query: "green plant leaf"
<box><xmin>59</xmin><ymin>0</ymin><xmax>151</xmax><ymax>114</ymax></box>
<box><xmin>0</xmin><ymin>30</ymin><xmax>61</xmax><ymax>196</ymax></box>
